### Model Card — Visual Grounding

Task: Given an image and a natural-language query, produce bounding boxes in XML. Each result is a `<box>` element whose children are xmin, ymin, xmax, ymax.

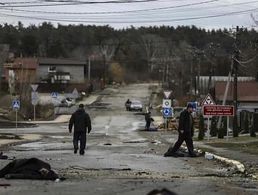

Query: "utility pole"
<box><xmin>88</xmin><ymin>56</ymin><xmax>91</xmax><ymax>81</ymax></box>
<box><xmin>233</xmin><ymin>26</ymin><xmax>240</xmax><ymax>137</ymax></box>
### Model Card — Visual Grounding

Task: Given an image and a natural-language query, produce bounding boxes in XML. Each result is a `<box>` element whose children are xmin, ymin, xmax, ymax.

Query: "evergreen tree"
<box><xmin>198</xmin><ymin>115</ymin><xmax>205</xmax><ymax>140</ymax></box>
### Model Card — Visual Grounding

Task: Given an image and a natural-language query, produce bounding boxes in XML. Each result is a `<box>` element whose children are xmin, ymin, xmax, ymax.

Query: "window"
<box><xmin>48</xmin><ymin>66</ymin><xmax>56</xmax><ymax>72</ymax></box>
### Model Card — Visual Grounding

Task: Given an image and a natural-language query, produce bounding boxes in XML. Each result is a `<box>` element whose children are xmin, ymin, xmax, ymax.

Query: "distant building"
<box><xmin>215</xmin><ymin>81</ymin><xmax>258</xmax><ymax>111</ymax></box>
<box><xmin>37</xmin><ymin>58</ymin><xmax>86</xmax><ymax>84</ymax></box>
<box><xmin>196</xmin><ymin>76</ymin><xmax>255</xmax><ymax>95</ymax></box>
<box><xmin>3</xmin><ymin>57</ymin><xmax>38</xmax><ymax>83</ymax></box>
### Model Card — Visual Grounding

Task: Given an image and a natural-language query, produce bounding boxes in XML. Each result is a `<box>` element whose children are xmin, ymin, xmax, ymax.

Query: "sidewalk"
<box><xmin>29</xmin><ymin>94</ymin><xmax>100</xmax><ymax>124</ymax></box>
<box><xmin>0</xmin><ymin>134</ymin><xmax>42</xmax><ymax>148</ymax></box>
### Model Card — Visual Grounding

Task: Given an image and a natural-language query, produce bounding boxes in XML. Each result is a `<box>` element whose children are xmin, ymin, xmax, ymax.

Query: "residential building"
<box><xmin>37</xmin><ymin>58</ymin><xmax>86</xmax><ymax>84</ymax></box>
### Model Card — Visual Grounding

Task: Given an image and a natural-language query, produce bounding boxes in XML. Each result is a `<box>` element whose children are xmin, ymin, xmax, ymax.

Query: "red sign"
<box><xmin>203</xmin><ymin>105</ymin><xmax>234</xmax><ymax>116</ymax></box>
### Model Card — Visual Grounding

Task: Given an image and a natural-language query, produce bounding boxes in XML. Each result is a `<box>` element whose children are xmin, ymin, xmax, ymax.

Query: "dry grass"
<box><xmin>207</xmin><ymin>138</ymin><xmax>258</xmax><ymax>155</ymax></box>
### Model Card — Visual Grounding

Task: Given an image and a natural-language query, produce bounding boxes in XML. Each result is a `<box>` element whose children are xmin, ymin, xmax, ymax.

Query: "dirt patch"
<box><xmin>0</xmin><ymin>121</ymin><xmax>37</xmax><ymax>128</ymax></box>
<box><xmin>207</xmin><ymin>141</ymin><xmax>258</xmax><ymax>155</ymax></box>
<box><xmin>0</xmin><ymin>133</ymin><xmax>21</xmax><ymax>140</ymax></box>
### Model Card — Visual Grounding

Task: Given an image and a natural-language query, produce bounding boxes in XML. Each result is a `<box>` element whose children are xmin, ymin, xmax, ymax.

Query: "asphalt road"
<box><xmin>0</xmin><ymin>83</ymin><xmax>258</xmax><ymax>195</ymax></box>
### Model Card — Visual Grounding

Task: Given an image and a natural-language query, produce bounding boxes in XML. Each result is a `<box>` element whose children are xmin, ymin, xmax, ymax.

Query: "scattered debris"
<box><xmin>151</xmin><ymin>140</ymin><xmax>161</xmax><ymax>145</ymax></box>
<box><xmin>205</xmin><ymin>152</ymin><xmax>214</xmax><ymax>160</ymax></box>
<box><xmin>147</xmin><ymin>188</ymin><xmax>177</xmax><ymax>195</ymax></box>
<box><xmin>211</xmin><ymin>153</ymin><xmax>246</xmax><ymax>173</ymax></box>
<box><xmin>0</xmin><ymin>133</ymin><xmax>21</xmax><ymax>140</ymax></box>
<box><xmin>0</xmin><ymin>152</ymin><xmax>8</xmax><ymax>160</ymax></box>
<box><xmin>144</xmin><ymin>148</ymin><xmax>156</xmax><ymax>154</ymax></box>
<box><xmin>0</xmin><ymin>183</ymin><xmax>11</xmax><ymax>187</ymax></box>
<box><xmin>123</xmin><ymin>139</ymin><xmax>148</xmax><ymax>144</ymax></box>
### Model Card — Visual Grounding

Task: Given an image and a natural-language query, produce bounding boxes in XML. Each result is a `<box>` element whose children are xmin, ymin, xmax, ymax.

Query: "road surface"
<box><xmin>0</xmin><ymin>83</ymin><xmax>257</xmax><ymax>195</ymax></box>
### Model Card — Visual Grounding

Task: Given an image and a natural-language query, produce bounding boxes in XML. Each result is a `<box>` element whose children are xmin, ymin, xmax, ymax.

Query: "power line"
<box><xmin>0</xmin><ymin>0</ymin><xmax>220</xmax><ymax>14</ymax></box>
<box><xmin>2</xmin><ymin>0</ymin><xmax>257</xmax><ymax>16</ymax></box>
<box><xmin>1</xmin><ymin>6</ymin><xmax>258</xmax><ymax>24</ymax></box>
<box><xmin>0</xmin><ymin>1</ymin><xmax>42</xmax><ymax>4</ymax></box>
<box><xmin>0</xmin><ymin>0</ymin><xmax>159</xmax><ymax>7</ymax></box>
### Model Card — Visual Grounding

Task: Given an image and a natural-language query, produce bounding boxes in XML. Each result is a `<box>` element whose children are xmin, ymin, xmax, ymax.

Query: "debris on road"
<box><xmin>0</xmin><ymin>152</ymin><xmax>8</xmax><ymax>160</ymax></box>
<box><xmin>147</xmin><ymin>188</ymin><xmax>177</xmax><ymax>195</ymax></box>
<box><xmin>0</xmin><ymin>183</ymin><xmax>11</xmax><ymax>187</ymax></box>
<box><xmin>123</xmin><ymin>139</ymin><xmax>149</xmax><ymax>143</ymax></box>
<box><xmin>205</xmin><ymin>152</ymin><xmax>214</xmax><ymax>160</ymax></box>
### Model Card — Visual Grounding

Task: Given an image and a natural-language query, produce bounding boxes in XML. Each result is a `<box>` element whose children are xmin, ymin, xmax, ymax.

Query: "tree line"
<box><xmin>1</xmin><ymin>22</ymin><xmax>257</xmax><ymax>84</ymax></box>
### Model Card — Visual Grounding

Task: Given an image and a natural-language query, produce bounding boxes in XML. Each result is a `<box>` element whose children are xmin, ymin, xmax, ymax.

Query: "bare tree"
<box><xmin>251</xmin><ymin>13</ymin><xmax>258</xmax><ymax>26</ymax></box>
<box><xmin>0</xmin><ymin>44</ymin><xmax>10</xmax><ymax>91</ymax></box>
<box><xmin>96</xmin><ymin>39</ymin><xmax>118</xmax><ymax>84</ymax></box>
<box><xmin>140</xmin><ymin>34</ymin><xmax>161</xmax><ymax>72</ymax></box>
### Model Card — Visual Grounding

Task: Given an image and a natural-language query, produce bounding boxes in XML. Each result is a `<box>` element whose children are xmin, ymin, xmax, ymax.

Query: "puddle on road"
<box><xmin>14</xmin><ymin>141</ymin><xmax>70</xmax><ymax>151</ymax></box>
<box><xmin>49</xmin><ymin>136</ymin><xmax>68</xmax><ymax>139</ymax></box>
<box><xmin>123</xmin><ymin>139</ymin><xmax>149</xmax><ymax>144</ymax></box>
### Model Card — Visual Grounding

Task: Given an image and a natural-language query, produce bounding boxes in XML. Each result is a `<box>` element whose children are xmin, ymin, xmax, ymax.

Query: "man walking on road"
<box><xmin>165</xmin><ymin>103</ymin><xmax>196</xmax><ymax>157</ymax></box>
<box><xmin>69</xmin><ymin>104</ymin><xmax>92</xmax><ymax>155</ymax></box>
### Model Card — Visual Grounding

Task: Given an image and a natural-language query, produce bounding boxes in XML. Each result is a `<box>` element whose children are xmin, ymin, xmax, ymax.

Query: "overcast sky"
<box><xmin>0</xmin><ymin>0</ymin><xmax>258</xmax><ymax>29</ymax></box>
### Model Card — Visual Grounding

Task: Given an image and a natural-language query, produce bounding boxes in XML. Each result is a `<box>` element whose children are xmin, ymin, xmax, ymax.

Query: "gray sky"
<box><xmin>0</xmin><ymin>0</ymin><xmax>258</xmax><ymax>29</ymax></box>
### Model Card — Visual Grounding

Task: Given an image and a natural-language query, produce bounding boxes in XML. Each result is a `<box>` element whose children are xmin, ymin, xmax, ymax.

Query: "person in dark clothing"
<box><xmin>165</xmin><ymin>103</ymin><xmax>196</xmax><ymax>157</ymax></box>
<box><xmin>69</xmin><ymin>104</ymin><xmax>92</xmax><ymax>155</ymax></box>
<box><xmin>145</xmin><ymin>111</ymin><xmax>153</xmax><ymax>130</ymax></box>
<box><xmin>88</xmin><ymin>82</ymin><xmax>93</xmax><ymax>94</ymax></box>
<box><xmin>125</xmin><ymin>99</ymin><xmax>131</xmax><ymax>111</ymax></box>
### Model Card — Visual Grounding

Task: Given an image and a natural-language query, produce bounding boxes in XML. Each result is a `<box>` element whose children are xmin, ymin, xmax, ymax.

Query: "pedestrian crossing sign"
<box><xmin>12</xmin><ymin>100</ymin><xmax>20</xmax><ymax>110</ymax></box>
<box><xmin>201</xmin><ymin>93</ymin><xmax>215</xmax><ymax>106</ymax></box>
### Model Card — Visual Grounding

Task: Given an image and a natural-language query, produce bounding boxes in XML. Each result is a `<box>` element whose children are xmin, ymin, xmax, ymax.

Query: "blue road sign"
<box><xmin>12</xmin><ymin>100</ymin><xmax>20</xmax><ymax>110</ymax></box>
<box><xmin>51</xmin><ymin>92</ymin><xmax>58</xmax><ymax>98</ymax></box>
<box><xmin>163</xmin><ymin>107</ymin><xmax>173</xmax><ymax>118</ymax></box>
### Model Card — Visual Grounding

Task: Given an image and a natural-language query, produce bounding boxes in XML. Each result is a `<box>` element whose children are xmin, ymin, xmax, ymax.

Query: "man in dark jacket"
<box><xmin>69</xmin><ymin>104</ymin><xmax>92</xmax><ymax>155</ymax></box>
<box><xmin>165</xmin><ymin>103</ymin><xmax>196</xmax><ymax>157</ymax></box>
<box><xmin>145</xmin><ymin>111</ymin><xmax>151</xmax><ymax>130</ymax></box>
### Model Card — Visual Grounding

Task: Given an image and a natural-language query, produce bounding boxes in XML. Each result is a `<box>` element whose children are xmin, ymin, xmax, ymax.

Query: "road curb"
<box><xmin>181</xmin><ymin>146</ymin><xmax>246</xmax><ymax>173</ymax></box>
<box><xmin>205</xmin><ymin>152</ymin><xmax>245</xmax><ymax>173</ymax></box>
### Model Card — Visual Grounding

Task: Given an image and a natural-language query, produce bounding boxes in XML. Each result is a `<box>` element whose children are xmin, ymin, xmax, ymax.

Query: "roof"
<box><xmin>38</xmin><ymin>58</ymin><xmax>86</xmax><ymax>66</ymax></box>
<box><xmin>215</xmin><ymin>81</ymin><xmax>258</xmax><ymax>102</ymax></box>
<box><xmin>13</xmin><ymin>58</ymin><xmax>38</xmax><ymax>69</ymax></box>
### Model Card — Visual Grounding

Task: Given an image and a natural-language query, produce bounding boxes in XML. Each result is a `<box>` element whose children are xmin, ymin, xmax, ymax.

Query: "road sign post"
<box><xmin>203</xmin><ymin>105</ymin><xmax>234</xmax><ymax>140</ymax></box>
<box><xmin>162</xmin><ymin>99</ymin><xmax>171</xmax><ymax>108</ymax></box>
<box><xmin>227</xmin><ymin>116</ymin><xmax>229</xmax><ymax>141</ymax></box>
<box><xmin>31</xmin><ymin>85</ymin><xmax>39</xmax><ymax>121</ymax></box>
<box><xmin>201</xmin><ymin>94</ymin><xmax>216</xmax><ymax>141</ymax></box>
<box><xmin>162</xmin><ymin>107</ymin><xmax>173</xmax><ymax>131</ymax></box>
<box><xmin>31</xmin><ymin>92</ymin><xmax>39</xmax><ymax>121</ymax></box>
<box><xmin>207</xmin><ymin>117</ymin><xmax>210</xmax><ymax>141</ymax></box>
<box><xmin>12</xmin><ymin>99</ymin><xmax>20</xmax><ymax>133</ymax></box>
<box><xmin>203</xmin><ymin>105</ymin><xmax>234</xmax><ymax>116</ymax></box>
<box><xmin>51</xmin><ymin>92</ymin><xmax>58</xmax><ymax>99</ymax></box>
<box><xmin>163</xmin><ymin>91</ymin><xmax>172</xmax><ymax>99</ymax></box>
<box><xmin>162</xmin><ymin>97</ymin><xmax>172</xmax><ymax>131</ymax></box>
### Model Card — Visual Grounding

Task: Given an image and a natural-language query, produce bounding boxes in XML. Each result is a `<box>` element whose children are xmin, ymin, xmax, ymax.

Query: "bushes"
<box><xmin>210</xmin><ymin>117</ymin><xmax>218</xmax><ymax>137</ymax></box>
